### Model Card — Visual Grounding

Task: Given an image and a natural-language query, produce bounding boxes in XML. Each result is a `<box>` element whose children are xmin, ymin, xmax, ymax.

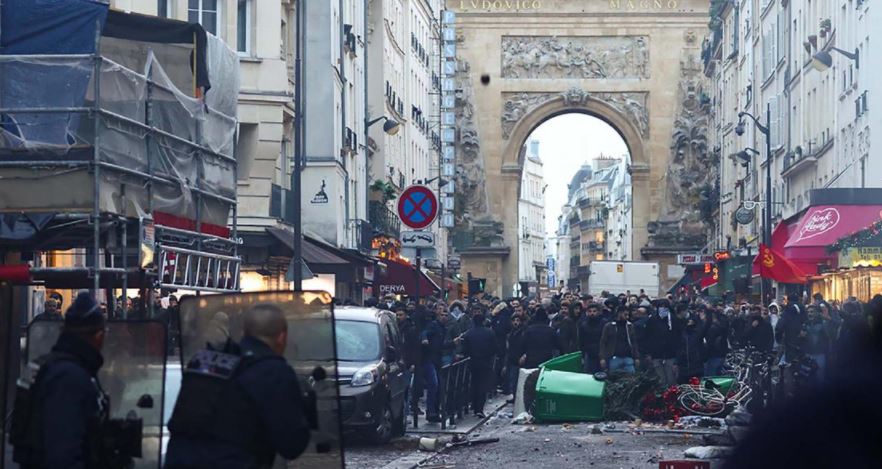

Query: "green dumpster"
<box><xmin>705</xmin><ymin>376</ymin><xmax>736</xmax><ymax>395</ymax></box>
<box><xmin>532</xmin><ymin>352</ymin><xmax>605</xmax><ymax>422</ymax></box>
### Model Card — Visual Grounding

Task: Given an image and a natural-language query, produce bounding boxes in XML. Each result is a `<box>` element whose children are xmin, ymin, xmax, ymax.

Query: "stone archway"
<box><xmin>450</xmin><ymin>0</ymin><xmax>713</xmax><ymax>296</ymax></box>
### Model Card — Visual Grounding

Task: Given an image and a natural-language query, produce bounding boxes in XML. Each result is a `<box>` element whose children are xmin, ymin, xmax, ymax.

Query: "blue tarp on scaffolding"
<box><xmin>1</xmin><ymin>0</ymin><xmax>109</xmax><ymax>145</ymax></box>
<box><xmin>1</xmin><ymin>0</ymin><xmax>109</xmax><ymax>54</ymax></box>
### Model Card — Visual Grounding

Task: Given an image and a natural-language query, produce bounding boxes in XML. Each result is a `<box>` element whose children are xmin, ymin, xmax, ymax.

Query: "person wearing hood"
<box><xmin>743</xmin><ymin>305</ymin><xmax>774</xmax><ymax>352</ymax></box>
<box><xmin>445</xmin><ymin>301</ymin><xmax>471</xmax><ymax>361</ymax></box>
<box><xmin>599</xmin><ymin>306</ymin><xmax>640</xmax><ymax>374</ymax></box>
<box><xmin>644</xmin><ymin>301</ymin><xmax>679</xmax><ymax>387</ymax></box>
<box><xmin>768</xmin><ymin>302</ymin><xmax>781</xmax><ymax>347</ymax></box>
<box><xmin>13</xmin><ymin>292</ymin><xmax>109</xmax><ymax>468</ymax></box>
<box><xmin>517</xmin><ymin>309</ymin><xmax>561</xmax><ymax>369</ymax></box>
<box><xmin>676</xmin><ymin>310</ymin><xmax>705</xmax><ymax>383</ymax></box>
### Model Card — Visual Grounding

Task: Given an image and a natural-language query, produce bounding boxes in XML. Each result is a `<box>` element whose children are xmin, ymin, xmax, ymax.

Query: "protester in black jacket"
<box><xmin>557</xmin><ymin>304</ymin><xmax>579</xmax><ymax>355</ymax></box>
<box><xmin>644</xmin><ymin>302</ymin><xmax>680</xmax><ymax>387</ymax></box>
<box><xmin>776</xmin><ymin>293</ymin><xmax>807</xmax><ymax>363</ymax></box>
<box><xmin>677</xmin><ymin>312</ymin><xmax>704</xmax><ymax>383</ymax></box>
<box><xmin>504</xmin><ymin>314</ymin><xmax>527</xmax><ymax>398</ymax></box>
<box><xmin>578</xmin><ymin>303</ymin><xmax>605</xmax><ymax>374</ymax></box>
<box><xmin>702</xmin><ymin>309</ymin><xmax>729</xmax><ymax>376</ymax></box>
<box><xmin>518</xmin><ymin>309</ymin><xmax>561</xmax><ymax>369</ymax></box>
<box><xmin>743</xmin><ymin>311</ymin><xmax>774</xmax><ymax>352</ymax></box>
<box><xmin>460</xmin><ymin>314</ymin><xmax>497</xmax><ymax>417</ymax></box>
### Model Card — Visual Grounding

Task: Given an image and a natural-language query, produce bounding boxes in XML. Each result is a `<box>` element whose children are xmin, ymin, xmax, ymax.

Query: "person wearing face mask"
<box><xmin>676</xmin><ymin>310</ymin><xmax>705</xmax><ymax>383</ymax></box>
<box><xmin>644</xmin><ymin>301</ymin><xmax>679</xmax><ymax>387</ymax></box>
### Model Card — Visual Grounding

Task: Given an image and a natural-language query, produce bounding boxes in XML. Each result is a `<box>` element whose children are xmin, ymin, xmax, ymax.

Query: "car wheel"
<box><xmin>371</xmin><ymin>403</ymin><xmax>394</xmax><ymax>445</ymax></box>
<box><xmin>392</xmin><ymin>398</ymin><xmax>406</xmax><ymax>437</ymax></box>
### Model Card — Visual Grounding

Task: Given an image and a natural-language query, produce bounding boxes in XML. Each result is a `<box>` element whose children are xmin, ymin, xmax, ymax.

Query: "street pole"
<box><xmin>763</xmin><ymin>102</ymin><xmax>772</xmax><ymax>305</ymax></box>
<box><xmin>415</xmin><ymin>248</ymin><xmax>422</xmax><ymax>304</ymax></box>
<box><xmin>291</xmin><ymin>0</ymin><xmax>304</xmax><ymax>291</ymax></box>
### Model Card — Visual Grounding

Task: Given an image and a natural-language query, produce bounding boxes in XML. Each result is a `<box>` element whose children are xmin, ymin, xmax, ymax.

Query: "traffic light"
<box><xmin>468</xmin><ymin>278</ymin><xmax>486</xmax><ymax>294</ymax></box>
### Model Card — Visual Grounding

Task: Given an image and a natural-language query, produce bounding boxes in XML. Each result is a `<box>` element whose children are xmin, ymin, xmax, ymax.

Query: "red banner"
<box><xmin>753</xmin><ymin>243</ymin><xmax>808</xmax><ymax>284</ymax></box>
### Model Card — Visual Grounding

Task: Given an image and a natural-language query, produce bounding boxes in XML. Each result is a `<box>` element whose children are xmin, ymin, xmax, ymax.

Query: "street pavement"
<box><xmin>344</xmin><ymin>404</ymin><xmax>705</xmax><ymax>469</ymax></box>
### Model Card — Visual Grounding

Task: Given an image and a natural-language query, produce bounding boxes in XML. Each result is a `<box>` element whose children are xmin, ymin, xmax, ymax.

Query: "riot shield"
<box><xmin>25</xmin><ymin>320</ymin><xmax>167</xmax><ymax>469</ymax></box>
<box><xmin>178</xmin><ymin>291</ymin><xmax>343</xmax><ymax>468</ymax></box>
<box><xmin>1</xmin><ymin>282</ymin><xmax>14</xmax><ymax>469</ymax></box>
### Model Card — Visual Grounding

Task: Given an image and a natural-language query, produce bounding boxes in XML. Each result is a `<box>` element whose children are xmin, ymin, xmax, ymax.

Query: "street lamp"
<box><xmin>367</xmin><ymin>115</ymin><xmax>401</xmax><ymax>136</ymax></box>
<box><xmin>737</xmin><ymin>105</ymin><xmax>772</xmax><ymax>303</ymax></box>
<box><xmin>812</xmin><ymin>47</ymin><xmax>860</xmax><ymax>72</ymax></box>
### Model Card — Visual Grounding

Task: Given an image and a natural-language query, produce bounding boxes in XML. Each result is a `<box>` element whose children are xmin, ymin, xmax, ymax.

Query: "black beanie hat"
<box><xmin>64</xmin><ymin>291</ymin><xmax>105</xmax><ymax>328</ymax></box>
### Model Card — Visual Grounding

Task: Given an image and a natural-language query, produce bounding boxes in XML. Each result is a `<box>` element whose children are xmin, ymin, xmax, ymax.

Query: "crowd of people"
<box><xmin>369</xmin><ymin>289</ymin><xmax>882</xmax><ymax>422</ymax></box>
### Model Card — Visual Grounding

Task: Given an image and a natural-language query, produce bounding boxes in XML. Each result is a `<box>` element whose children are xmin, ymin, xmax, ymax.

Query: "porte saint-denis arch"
<box><xmin>448</xmin><ymin>0</ymin><xmax>716</xmax><ymax>295</ymax></box>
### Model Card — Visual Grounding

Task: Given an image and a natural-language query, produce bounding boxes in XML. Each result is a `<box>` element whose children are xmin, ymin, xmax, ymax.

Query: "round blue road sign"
<box><xmin>397</xmin><ymin>185</ymin><xmax>438</xmax><ymax>230</ymax></box>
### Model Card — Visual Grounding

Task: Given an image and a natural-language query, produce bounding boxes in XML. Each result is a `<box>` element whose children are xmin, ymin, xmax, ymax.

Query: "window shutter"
<box><xmin>769</xmin><ymin>95</ymin><xmax>779</xmax><ymax>148</ymax></box>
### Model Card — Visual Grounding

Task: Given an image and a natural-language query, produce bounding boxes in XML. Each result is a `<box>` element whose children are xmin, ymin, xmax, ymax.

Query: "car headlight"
<box><xmin>350</xmin><ymin>366</ymin><xmax>377</xmax><ymax>387</ymax></box>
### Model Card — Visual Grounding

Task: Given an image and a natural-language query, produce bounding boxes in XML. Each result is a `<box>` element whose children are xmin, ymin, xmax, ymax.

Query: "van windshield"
<box><xmin>287</xmin><ymin>319</ymin><xmax>380</xmax><ymax>362</ymax></box>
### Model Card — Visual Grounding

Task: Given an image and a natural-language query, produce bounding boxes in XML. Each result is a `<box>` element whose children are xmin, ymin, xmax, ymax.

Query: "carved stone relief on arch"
<box><xmin>500</xmin><ymin>88</ymin><xmax>650</xmax><ymax>140</ymax></box>
<box><xmin>501</xmin><ymin>36</ymin><xmax>650</xmax><ymax>80</ymax></box>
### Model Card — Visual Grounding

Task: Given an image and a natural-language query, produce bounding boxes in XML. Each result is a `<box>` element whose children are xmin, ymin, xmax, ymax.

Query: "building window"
<box><xmin>188</xmin><ymin>0</ymin><xmax>220</xmax><ymax>36</ymax></box>
<box><xmin>237</xmin><ymin>0</ymin><xmax>252</xmax><ymax>55</ymax></box>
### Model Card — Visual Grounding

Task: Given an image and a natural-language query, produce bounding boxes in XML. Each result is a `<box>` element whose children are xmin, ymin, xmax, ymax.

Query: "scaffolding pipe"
<box><xmin>91</xmin><ymin>24</ymin><xmax>102</xmax><ymax>294</ymax></box>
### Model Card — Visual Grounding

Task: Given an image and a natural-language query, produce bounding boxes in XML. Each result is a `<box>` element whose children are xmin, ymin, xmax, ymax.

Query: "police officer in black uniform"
<box><xmin>165</xmin><ymin>303</ymin><xmax>311</xmax><ymax>468</ymax></box>
<box><xmin>11</xmin><ymin>291</ymin><xmax>110</xmax><ymax>468</ymax></box>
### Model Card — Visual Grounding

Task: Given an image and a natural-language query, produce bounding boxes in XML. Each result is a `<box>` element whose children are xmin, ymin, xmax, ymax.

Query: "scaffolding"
<box><xmin>0</xmin><ymin>17</ymin><xmax>241</xmax><ymax>312</ymax></box>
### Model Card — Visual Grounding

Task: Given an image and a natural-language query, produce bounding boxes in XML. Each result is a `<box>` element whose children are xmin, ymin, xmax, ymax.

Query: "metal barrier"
<box><xmin>439</xmin><ymin>358</ymin><xmax>472</xmax><ymax>430</ymax></box>
<box><xmin>411</xmin><ymin>357</ymin><xmax>473</xmax><ymax>430</ymax></box>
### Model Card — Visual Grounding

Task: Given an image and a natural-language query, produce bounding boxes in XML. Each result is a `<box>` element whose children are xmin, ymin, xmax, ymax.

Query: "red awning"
<box><xmin>784</xmin><ymin>205</ymin><xmax>882</xmax><ymax>275</ymax></box>
<box><xmin>375</xmin><ymin>260</ymin><xmax>439</xmax><ymax>297</ymax></box>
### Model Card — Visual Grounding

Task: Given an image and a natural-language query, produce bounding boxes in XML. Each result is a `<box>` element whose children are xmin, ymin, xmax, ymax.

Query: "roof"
<box><xmin>334</xmin><ymin>306</ymin><xmax>395</xmax><ymax>323</ymax></box>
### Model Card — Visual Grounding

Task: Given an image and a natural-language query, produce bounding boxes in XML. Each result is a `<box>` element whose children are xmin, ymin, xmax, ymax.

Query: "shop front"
<box><xmin>812</xmin><ymin>220</ymin><xmax>882</xmax><ymax>302</ymax></box>
<box><xmin>374</xmin><ymin>259</ymin><xmax>440</xmax><ymax>300</ymax></box>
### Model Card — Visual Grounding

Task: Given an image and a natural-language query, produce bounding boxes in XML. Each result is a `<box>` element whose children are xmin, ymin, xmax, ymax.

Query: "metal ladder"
<box><xmin>158</xmin><ymin>245</ymin><xmax>240</xmax><ymax>292</ymax></box>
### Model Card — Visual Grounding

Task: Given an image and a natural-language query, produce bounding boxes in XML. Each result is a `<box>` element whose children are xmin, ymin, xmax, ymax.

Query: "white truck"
<box><xmin>586</xmin><ymin>261</ymin><xmax>661</xmax><ymax>298</ymax></box>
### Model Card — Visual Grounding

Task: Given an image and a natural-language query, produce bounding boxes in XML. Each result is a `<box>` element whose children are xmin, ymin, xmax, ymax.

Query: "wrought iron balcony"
<box><xmin>369</xmin><ymin>201</ymin><xmax>400</xmax><ymax>239</ymax></box>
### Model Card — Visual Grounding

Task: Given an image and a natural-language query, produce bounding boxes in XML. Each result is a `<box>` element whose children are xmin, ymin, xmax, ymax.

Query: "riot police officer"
<box><xmin>165</xmin><ymin>303</ymin><xmax>311</xmax><ymax>468</ymax></box>
<box><xmin>11</xmin><ymin>291</ymin><xmax>110</xmax><ymax>468</ymax></box>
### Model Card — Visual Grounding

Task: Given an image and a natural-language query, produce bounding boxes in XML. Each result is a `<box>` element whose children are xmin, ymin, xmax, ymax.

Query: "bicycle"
<box><xmin>677</xmin><ymin>378</ymin><xmax>753</xmax><ymax>416</ymax></box>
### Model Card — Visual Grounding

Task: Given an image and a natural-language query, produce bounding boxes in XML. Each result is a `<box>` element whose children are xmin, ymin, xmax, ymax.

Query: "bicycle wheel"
<box><xmin>679</xmin><ymin>388</ymin><xmax>727</xmax><ymax>416</ymax></box>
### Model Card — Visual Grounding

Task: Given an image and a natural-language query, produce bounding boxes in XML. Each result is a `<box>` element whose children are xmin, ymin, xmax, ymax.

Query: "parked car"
<box><xmin>328</xmin><ymin>307</ymin><xmax>409</xmax><ymax>444</ymax></box>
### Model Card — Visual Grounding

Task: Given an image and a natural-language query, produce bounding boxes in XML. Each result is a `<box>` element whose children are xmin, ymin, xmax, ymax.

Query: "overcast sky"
<box><xmin>528</xmin><ymin>114</ymin><xmax>629</xmax><ymax>237</ymax></box>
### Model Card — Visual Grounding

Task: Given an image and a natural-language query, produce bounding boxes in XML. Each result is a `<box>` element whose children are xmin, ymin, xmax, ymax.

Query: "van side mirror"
<box><xmin>385</xmin><ymin>345</ymin><xmax>398</xmax><ymax>362</ymax></box>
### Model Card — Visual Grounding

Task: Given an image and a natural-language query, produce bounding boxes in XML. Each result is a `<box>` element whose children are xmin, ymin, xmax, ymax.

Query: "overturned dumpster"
<box><xmin>532</xmin><ymin>352</ymin><xmax>605</xmax><ymax>422</ymax></box>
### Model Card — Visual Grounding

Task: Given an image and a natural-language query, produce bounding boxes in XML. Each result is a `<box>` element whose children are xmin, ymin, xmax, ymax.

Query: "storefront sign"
<box><xmin>797</xmin><ymin>208</ymin><xmax>840</xmax><ymax>242</ymax></box>
<box><xmin>713</xmin><ymin>251</ymin><xmax>732</xmax><ymax>262</ymax></box>
<box><xmin>838</xmin><ymin>247</ymin><xmax>882</xmax><ymax>268</ymax></box>
<box><xmin>677</xmin><ymin>254</ymin><xmax>715</xmax><ymax>265</ymax></box>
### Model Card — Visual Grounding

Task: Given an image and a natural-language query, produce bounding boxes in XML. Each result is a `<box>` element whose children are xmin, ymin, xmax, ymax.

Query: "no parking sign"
<box><xmin>397</xmin><ymin>185</ymin><xmax>438</xmax><ymax>230</ymax></box>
